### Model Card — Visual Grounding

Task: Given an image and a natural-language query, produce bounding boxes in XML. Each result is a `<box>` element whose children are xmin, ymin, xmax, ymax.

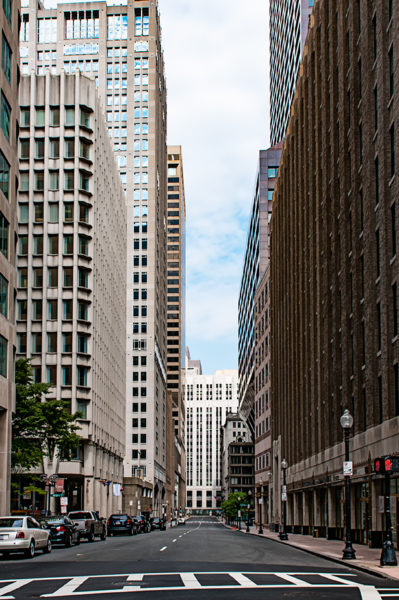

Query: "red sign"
<box><xmin>54</xmin><ymin>479</ymin><xmax>64</xmax><ymax>493</ymax></box>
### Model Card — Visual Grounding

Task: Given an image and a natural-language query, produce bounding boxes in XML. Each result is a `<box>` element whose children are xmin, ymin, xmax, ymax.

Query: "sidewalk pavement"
<box><xmin>225</xmin><ymin>522</ymin><xmax>399</xmax><ymax>581</ymax></box>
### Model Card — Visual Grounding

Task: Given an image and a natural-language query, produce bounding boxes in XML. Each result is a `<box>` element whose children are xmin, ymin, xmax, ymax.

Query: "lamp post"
<box><xmin>237</xmin><ymin>496</ymin><xmax>241</xmax><ymax>530</ymax></box>
<box><xmin>340</xmin><ymin>409</ymin><xmax>356</xmax><ymax>560</ymax></box>
<box><xmin>380</xmin><ymin>462</ymin><xmax>398</xmax><ymax>566</ymax></box>
<box><xmin>258</xmin><ymin>479</ymin><xmax>263</xmax><ymax>535</ymax></box>
<box><xmin>246</xmin><ymin>490</ymin><xmax>252</xmax><ymax>533</ymax></box>
<box><xmin>40</xmin><ymin>473</ymin><xmax>59</xmax><ymax>516</ymax></box>
<box><xmin>279</xmin><ymin>459</ymin><xmax>288</xmax><ymax>541</ymax></box>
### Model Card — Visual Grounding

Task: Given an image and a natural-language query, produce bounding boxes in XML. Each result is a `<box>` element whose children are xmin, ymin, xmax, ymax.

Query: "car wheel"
<box><xmin>24</xmin><ymin>540</ymin><xmax>35</xmax><ymax>559</ymax></box>
<box><xmin>75</xmin><ymin>534</ymin><xmax>81</xmax><ymax>546</ymax></box>
<box><xmin>65</xmin><ymin>534</ymin><xmax>72</xmax><ymax>548</ymax></box>
<box><xmin>100</xmin><ymin>530</ymin><xmax>106</xmax><ymax>541</ymax></box>
<box><xmin>128</xmin><ymin>528</ymin><xmax>133</xmax><ymax>536</ymax></box>
<box><xmin>87</xmin><ymin>532</ymin><xmax>94</xmax><ymax>543</ymax></box>
<box><xmin>43</xmin><ymin>539</ymin><xmax>52</xmax><ymax>554</ymax></box>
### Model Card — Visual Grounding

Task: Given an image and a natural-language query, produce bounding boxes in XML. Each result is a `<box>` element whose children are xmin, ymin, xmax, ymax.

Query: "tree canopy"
<box><xmin>12</xmin><ymin>359</ymin><xmax>82</xmax><ymax>471</ymax></box>
<box><xmin>221</xmin><ymin>491</ymin><xmax>249</xmax><ymax>519</ymax></box>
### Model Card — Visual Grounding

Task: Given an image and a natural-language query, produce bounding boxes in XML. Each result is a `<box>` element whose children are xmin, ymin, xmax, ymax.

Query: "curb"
<box><xmin>220</xmin><ymin>521</ymin><xmax>397</xmax><ymax>582</ymax></box>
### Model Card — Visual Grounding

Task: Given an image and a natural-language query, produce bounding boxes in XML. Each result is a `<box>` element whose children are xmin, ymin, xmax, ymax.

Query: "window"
<box><xmin>50</xmin><ymin>106</ymin><xmax>60</xmax><ymax>126</ymax></box>
<box><xmin>47</xmin><ymin>365</ymin><xmax>56</xmax><ymax>385</ymax></box>
<box><xmin>80</xmin><ymin>140</ymin><xmax>90</xmax><ymax>160</ymax></box>
<box><xmin>48</xmin><ymin>203</ymin><xmax>59</xmax><ymax>223</ymax></box>
<box><xmin>48</xmin><ymin>267</ymin><xmax>58</xmax><ymax>288</ymax></box>
<box><xmin>37</xmin><ymin>18</ymin><xmax>57</xmax><ymax>43</ymax></box>
<box><xmin>62</xmin><ymin>365</ymin><xmax>72</xmax><ymax>386</ymax></box>
<box><xmin>107</xmin><ymin>14</ymin><xmax>128</xmax><ymax>40</ymax></box>
<box><xmin>47</xmin><ymin>299</ymin><xmax>57</xmax><ymax>320</ymax></box>
<box><xmin>33</xmin><ymin>235</ymin><xmax>43</xmax><ymax>255</ymax></box>
<box><xmin>35</xmin><ymin>107</ymin><xmax>45</xmax><ymax>127</ymax></box>
<box><xmin>2</xmin><ymin>34</ymin><xmax>11</xmax><ymax>83</ymax></box>
<box><xmin>268</xmin><ymin>166</ymin><xmax>278</xmax><ymax>178</ymax></box>
<box><xmin>33</xmin><ymin>267</ymin><xmax>43</xmax><ymax>288</ymax></box>
<box><xmin>62</xmin><ymin>332</ymin><xmax>72</xmax><ymax>353</ymax></box>
<box><xmin>47</xmin><ymin>332</ymin><xmax>57</xmax><ymax>353</ymax></box>
<box><xmin>0</xmin><ymin>274</ymin><xmax>7</xmax><ymax>317</ymax></box>
<box><xmin>49</xmin><ymin>171</ymin><xmax>59</xmax><ymax>190</ymax></box>
<box><xmin>77</xmin><ymin>366</ymin><xmax>88</xmax><ymax>387</ymax></box>
<box><xmin>0</xmin><ymin>212</ymin><xmax>8</xmax><ymax>258</ymax></box>
<box><xmin>49</xmin><ymin>138</ymin><xmax>59</xmax><ymax>158</ymax></box>
<box><xmin>63</xmin><ymin>267</ymin><xmax>73</xmax><ymax>287</ymax></box>
<box><xmin>32</xmin><ymin>299</ymin><xmax>42</xmax><ymax>320</ymax></box>
<box><xmin>65</xmin><ymin>107</ymin><xmax>74</xmax><ymax>126</ymax></box>
<box><xmin>78</xmin><ymin>300</ymin><xmax>88</xmax><ymax>320</ymax></box>
<box><xmin>36</xmin><ymin>138</ymin><xmax>44</xmax><ymax>158</ymax></box>
<box><xmin>79</xmin><ymin>236</ymin><xmax>88</xmax><ymax>255</ymax></box>
<box><xmin>20</xmin><ymin>107</ymin><xmax>30</xmax><ymax>127</ymax></box>
<box><xmin>80</xmin><ymin>109</ymin><xmax>91</xmax><ymax>128</ymax></box>
<box><xmin>0</xmin><ymin>335</ymin><xmax>7</xmax><ymax>377</ymax></box>
<box><xmin>78</xmin><ymin>267</ymin><xmax>88</xmax><ymax>288</ymax></box>
<box><xmin>64</xmin><ymin>203</ymin><xmax>73</xmax><ymax>222</ymax></box>
<box><xmin>80</xmin><ymin>171</ymin><xmax>89</xmax><ymax>192</ymax></box>
<box><xmin>65</xmin><ymin>138</ymin><xmax>74</xmax><ymax>158</ymax></box>
<box><xmin>77</xmin><ymin>334</ymin><xmax>88</xmax><ymax>354</ymax></box>
<box><xmin>64</xmin><ymin>170</ymin><xmax>74</xmax><ymax>190</ymax></box>
<box><xmin>0</xmin><ymin>151</ymin><xmax>9</xmax><ymax>198</ymax></box>
<box><xmin>0</xmin><ymin>93</ymin><xmax>10</xmax><ymax>141</ymax></box>
<box><xmin>18</xmin><ymin>268</ymin><xmax>27</xmax><ymax>288</ymax></box>
<box><xmin>63</xmin><ymin>299</ymin><xmax>72</xmax><ymax>320</ymax></box>
<box><xmin>64</xmin><ymin>234</ymin><xmax>73</xmax><ymax>254</ymax></box>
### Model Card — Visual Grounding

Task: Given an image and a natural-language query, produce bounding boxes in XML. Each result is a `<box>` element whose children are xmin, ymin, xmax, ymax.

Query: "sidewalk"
<box><xmin>225</xmin><ymin>522</ymin><xmax>399</xmax><ymax>581</ymax></box>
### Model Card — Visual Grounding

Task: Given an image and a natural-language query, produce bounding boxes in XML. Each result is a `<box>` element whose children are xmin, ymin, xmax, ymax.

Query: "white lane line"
<box><xmin>172</xmin><ymin>539</ymin><xmax>177</xmax><ymax>543</ymax></box>
<box><xmin>42</xmin><ymin>577</ymin><xmax>89</xmax><ymax>598</ymax></box>
<box><xmin>0</xmin><ymin>579</ymin><xmax>32</xmax><ymax>599</ymax></box>
<box><xmin>358</xmin><ymin>585</ymin><xmax>382</xmax><ymax>600</ymax></box>
<box><xmin>276</xmin><ymin>573</ymin><xmax>312</xmax><ymax>587</ymax></box>
<box><xmin>178</xmin><ymin>535</ymin><xmax>183</xmax><ymax>538</ymax></box>
<box><xmin>160</xmin><ymin>546</ymin><xmax>167</xmax><ymax>552</ymax></box>
<box><xmin>180</xmin><ymin>573</ymin><xmax>201</xmax><ymax>589</ymax></box>
<box><xmin>228</xmin><ymin>573</ymin><xmax>257</xmax><ymax>587</ymax></box>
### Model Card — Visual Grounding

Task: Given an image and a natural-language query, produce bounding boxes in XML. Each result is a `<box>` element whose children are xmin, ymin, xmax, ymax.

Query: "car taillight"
<box><xmin>56</xmin><ymin>526</ymin><xmax>66</xmax><ymax>532</ymax></box>
<box><xmin>85</xmin><ymin>521</ymin><xmax>89</xmax><ymax>528</ymax></box>
<box><xmin>16</xmin><ymin>531</ymin><xmax>25</xmax><ymax>539</ymax></box>
<box><xmin>126</xmin><ymin>519</ymin><xmax>131</xmax><ymax>525</ymax></box>
<box><xmin>107</xmin><ymin>520</ymin><xmax>109</xmax><ymax>526</ymax></box>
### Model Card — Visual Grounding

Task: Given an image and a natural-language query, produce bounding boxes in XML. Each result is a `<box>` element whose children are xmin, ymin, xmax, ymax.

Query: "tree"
<box><xmin>12</xmin><ymin>359</ymin><xmax>82</xmax><ymax>472</ymax></box>
<box><xmin>221</xmin><ymin>491</ymin><xmax>248</xmax><ymax>520</ymax></box>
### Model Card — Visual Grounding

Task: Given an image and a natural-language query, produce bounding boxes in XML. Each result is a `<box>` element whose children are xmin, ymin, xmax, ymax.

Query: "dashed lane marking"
<box><xmin>0</xmin><ymin>572</ymin><xmax>391</xmax><ymax>598</ymax></box>
<box><xmin>159</xmin><ymin>546</ymin><xmax>167</xmax><ymax>552</ymax></box>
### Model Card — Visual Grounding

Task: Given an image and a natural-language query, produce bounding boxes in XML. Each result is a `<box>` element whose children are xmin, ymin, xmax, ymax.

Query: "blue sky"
<box><xmin>159</xmin><ymin>0</ymin><xmax>270</xmax><ymax>374</ymax></box>
<box><xmin>46</xmin><ymin>0</ymin><xmax>270</xmax><ymax>375</ymax></box>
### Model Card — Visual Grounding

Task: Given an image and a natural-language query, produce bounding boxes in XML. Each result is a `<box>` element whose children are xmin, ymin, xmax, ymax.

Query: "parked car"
<box><xmin>107</xmin><ymin>514</ymin><xmax>137</xmax><ymax>536</ymax></box>
<box><xmin>0</xmin><ymin>516</ymin><xmax>51</xmax><ymax>558</ymax></box>
<box><xmin>132</xmin><ymin>515</ymin><xmax>150</xmax><ymax>533</ymax></box>
<box><xmin>149</xmin><ymin>517</ymin><xmax>166</xmax><ymax>531</ymax></box>
<box><xmin>177</xmin><ymin>517</ymin><xmax>186</xmax><ymax>525</ymax></box>
<box><xmin>40</xmin><ymin>516</ymin><xmax>80</xmax><ymax>547</ymax></box>
<box><xmin>67</xmin><ymin>511</ymin><xmax>106</xmax><ymax>542</ymax></box>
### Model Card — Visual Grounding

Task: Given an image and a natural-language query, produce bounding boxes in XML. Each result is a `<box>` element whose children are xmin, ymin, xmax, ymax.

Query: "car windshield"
<box><xmin>111</xmin><ymin>515</ymin><xmax>128</xmax><ymax>520</ymax></box>
<box><xmin>68</xmin><ymin>512</ymin><xmax>92</xmax><ymax>519</ymax></box>
<box><xmin>41</xmin><ymin>518</ymin><xmax>64</xmax><ymax>524</ymax></box>
<box><xmin>0</xmin><ymin>518</ymin><xmax>24</xmax><ymax>528</ymax></box>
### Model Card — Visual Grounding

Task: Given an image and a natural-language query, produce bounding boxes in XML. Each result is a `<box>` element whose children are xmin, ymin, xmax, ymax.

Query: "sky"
<box><xmin>159</xmin><ymin>0</ymin><xmax>270</xmax><ymax>374</ymax></box>
<box><xmin>46</xmin><ymin>0</ymin><xmax>270</xmax><ymax>375</ymax></box>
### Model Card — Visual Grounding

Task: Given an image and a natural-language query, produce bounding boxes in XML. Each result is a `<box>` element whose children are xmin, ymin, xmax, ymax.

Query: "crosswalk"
<box><xmin>0</xmin><ymin>571</ymin><xmax>398</xmax><ymax>598</ymax></box>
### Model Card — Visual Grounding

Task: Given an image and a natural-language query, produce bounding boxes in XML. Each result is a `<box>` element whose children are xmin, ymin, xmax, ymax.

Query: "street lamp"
<box><xmin>258</xmin><ymin>479</ymin><xmax>263</xmax><ymax>535</ymax></box>
<box><xmin>279</xmin><ymin>458</ymin><xmax>288</xmax><ymax>541</ymax></box>
<box><xmin>246</xmin><ymin>490</ymin><xmax>252</xmax><ymax>533</ymax></box>
<box><xmin>340</xmin><ymin>409</ymin><xmax>356</xmax><ymax>560</ymax></box>
<box><xmin>380</xmin><ymin>461</ymin><xmax>398</xmax><ymax>566</ymax></box>
<box><xmin>237</xmin><ymin>496</ymin><xmax>241</xmax><ymax>530</ymax></box>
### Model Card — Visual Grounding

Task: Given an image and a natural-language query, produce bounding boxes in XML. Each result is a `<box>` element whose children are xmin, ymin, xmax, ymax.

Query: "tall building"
<box><xmin>16</xmin><ymin>71</ymin><xmax>126</xmax><ymax>514</ymax></box>
<box><xmin>165</xmin><ymin>146</ymin><xmax>186</xmax><ymax>515</ymax></box>
<box><xmin>19</xmin><ymin>0</ymin><xmax>169</xmax><ymax>511</ymax></box>
<box><xmin>238</xmin><ymin>146</ymin><xmax>281</xmax><ymax>435</ymax></box>
<box><xmin>220</xmin><ymin>412</ymin><xmax>253</xmax><ymax>501</ymax></box>
<box><xmin>269</xmin><ymin>0</ymin><xmax>313</xmax><ymax>146</ymax></box>
<box><xmin>271</xmin><ymin>0</ymin><xmax>399</xmax><ymax>545</ymax></box>
<box><xmin>185</xmin><ymin>351</ymin><xmax>238</xmax><ymax>513</ymax></box>
<box><xmin>0</xmin><ymin>0</ymin><xmax>20</xmax><ymax>515</ymax></box>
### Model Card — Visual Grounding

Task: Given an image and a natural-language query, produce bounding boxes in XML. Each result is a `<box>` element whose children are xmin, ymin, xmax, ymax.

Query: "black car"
<box><xmin>107</xmin><ymin>514</ymin><xmax>137</xmax><ymax>536</ymax></box>
<box><xmin>132</xmin><ymin>516</ymin><xmax>150</xmax><ymax>533</ymax></box>
<box><xmin>40</xmin><ymin>516</ymin><xmax>80</xmax><ymax>547</ymax></box>
<box><xmin>149</xmin><ymin>517</ymin><xmax>166</xmax><ymax>531</ymax></box>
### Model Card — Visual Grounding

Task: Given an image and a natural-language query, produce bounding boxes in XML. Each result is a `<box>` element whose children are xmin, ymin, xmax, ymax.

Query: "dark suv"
<box><xmin>107</xmin><ymin>514</ymin><xmax>137</xmax><ymax>536</ymax></box>
<box><xmin>132</xmin><ymin>515</ymin><xmax>150</xmax><ymax>533</ymax></box>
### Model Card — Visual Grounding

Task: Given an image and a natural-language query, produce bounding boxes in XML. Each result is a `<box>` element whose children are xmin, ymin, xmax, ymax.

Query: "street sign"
<box><xmin>258</xmin><ymin>498</ymin><xmax>263</xmax><ymax>505</ymax></box>
<box><xmin>60</xmin><ymin>497</ymin><xmax>68</xmax><ymax>506</ymax></box>
<box><xmin>343</xmin><ymin>461</ymin><xmax>353</xmax><ymax>476</ymax></box>
<box><xmin>51</xmin><ymin>493</ymin><xmax>63</xmax><ymax>498</ymax></box>
<box><xmin>281</xmin><ymin>492</ymin><xmax>287</xmax><ymax>502</ymax></box>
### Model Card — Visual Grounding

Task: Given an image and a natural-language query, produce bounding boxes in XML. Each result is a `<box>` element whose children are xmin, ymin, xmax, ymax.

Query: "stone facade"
<box><xmin>16</xmin><ymin>72</ymin><xmax>126</xmax><ymax>515</ymax></box>
<box><xmin>271</xmin><ymin>0</ymin><xmax>399</xmax><ymax>546</ymax></box>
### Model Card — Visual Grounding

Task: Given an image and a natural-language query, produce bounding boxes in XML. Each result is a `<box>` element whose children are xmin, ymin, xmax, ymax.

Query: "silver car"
<box><xmin>0</xmin><ymin>516</ymin><xmax>52</xmax><ymax>558</ymax></box>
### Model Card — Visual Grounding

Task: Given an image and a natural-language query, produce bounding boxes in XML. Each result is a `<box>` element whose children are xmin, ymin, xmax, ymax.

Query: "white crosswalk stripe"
<box><xmin>0</xmin><ymin>571</ymin><xmax>395</xmax><ymax>598</ymax></box>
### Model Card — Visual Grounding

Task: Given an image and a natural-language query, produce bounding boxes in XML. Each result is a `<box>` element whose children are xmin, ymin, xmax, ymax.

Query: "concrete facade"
<box><xmin>0</xmin><ymin>0</ymin><xmax>20</xmax><ymax>515</ymax></box>
<box><xmin>185</xmin><ymin>353</ymin><xmax>238</xmax><ymax>513</ymax></box>
<box><xmin>19</xmin><ymin>0</ymin><xmax>169</xmax><ymax>512</ymax></box>
<box><xmin>16</xmin><ymin>71</ymin><xmax>126</xmax><ymax>515</ymax></box>
<box><xmin>271</xmin><ymin>0</ymin><xmax>399</xmax><ymax>547</ymax></box>
<box><xmin>220</xmin><ymin>412</ymin><xmax>252</xmax><ymax>501</ymax></box>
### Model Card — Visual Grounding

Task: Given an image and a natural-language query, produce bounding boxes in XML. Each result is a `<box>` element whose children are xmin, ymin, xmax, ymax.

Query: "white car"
<box><xmin>0</xmin><ymin>516</ymin><xmax>52</xmax><ymax>558</ymax></box>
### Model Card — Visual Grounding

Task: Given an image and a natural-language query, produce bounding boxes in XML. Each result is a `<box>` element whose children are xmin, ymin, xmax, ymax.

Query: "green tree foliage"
<box><xmin>12</xmin><ymin>359</ymin><xmax>82</xmax><ymax>471</ymax></box>
<box><xmin>221</xmin><ymin>491</ymin><xmax>248</xmax><ymax>519</ymax></box>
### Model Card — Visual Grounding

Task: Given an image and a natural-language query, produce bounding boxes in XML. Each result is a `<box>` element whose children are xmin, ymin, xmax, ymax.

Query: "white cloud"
<box><xmin>160</xmin><ymin>0</ymin><xmax>269</xmax><ymax>371</ymax></box>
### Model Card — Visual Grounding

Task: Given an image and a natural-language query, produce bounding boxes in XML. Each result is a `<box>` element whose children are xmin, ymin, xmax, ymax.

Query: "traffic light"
<box><xmin>374</xmin><ymin>456</ymin><xmax>399</xmax><ymax>474</ymax></box>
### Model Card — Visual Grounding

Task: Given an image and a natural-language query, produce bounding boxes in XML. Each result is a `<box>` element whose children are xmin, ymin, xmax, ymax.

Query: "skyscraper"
<box><xmin>269</xmin><ymin>0</ymin><xmax>313</xmax><ymax>146</ymax></box>
<box><xmin>16</xmin><ymin>71</ymin><xmax>126</xmax><ymax>514</ymax></box>
<box><xmin>20</xmin><ymin>0</ymin><xmax>169</xmax><ymax>512</ymax></box>
<box><xmin>165</xmin><ymin>146</ymin><xmax>186</xmax><ymax>514</ymax></box>
<box><xmin>0</xmin><ymin>0</ymin><xmax>20</xmax><ymax>515</ymax></box>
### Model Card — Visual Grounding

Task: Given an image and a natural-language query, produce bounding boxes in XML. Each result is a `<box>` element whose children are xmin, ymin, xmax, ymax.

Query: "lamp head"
<box><xmin>340</xmin><ymin>409</ymin><xmax>353</xmax><ymax>430</ymax></box>
<box><xmin>281</xmin><ymin>458</ymin><xmax>288</xmax><ymax>470</ymax></box>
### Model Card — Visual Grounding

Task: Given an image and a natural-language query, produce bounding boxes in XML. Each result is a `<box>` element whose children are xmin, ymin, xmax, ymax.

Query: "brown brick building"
<box><xmin>271</xmin><ymin>0</ymin><xmax>399</xmax><ymax>546</ymax></box>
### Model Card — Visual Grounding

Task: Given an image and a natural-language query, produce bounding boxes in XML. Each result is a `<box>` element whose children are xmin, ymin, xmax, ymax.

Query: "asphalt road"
<box><xmin>0</xmin><ymin>516</ymin><xmax>397</xmax><ymax>599</ymax></box>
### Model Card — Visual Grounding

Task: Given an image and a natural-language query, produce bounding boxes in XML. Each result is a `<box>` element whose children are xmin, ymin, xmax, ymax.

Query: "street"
<box><xmin>0</xmin><ymin>517</ymin><xmax>397</xmax><ymax>599</ymax></box>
